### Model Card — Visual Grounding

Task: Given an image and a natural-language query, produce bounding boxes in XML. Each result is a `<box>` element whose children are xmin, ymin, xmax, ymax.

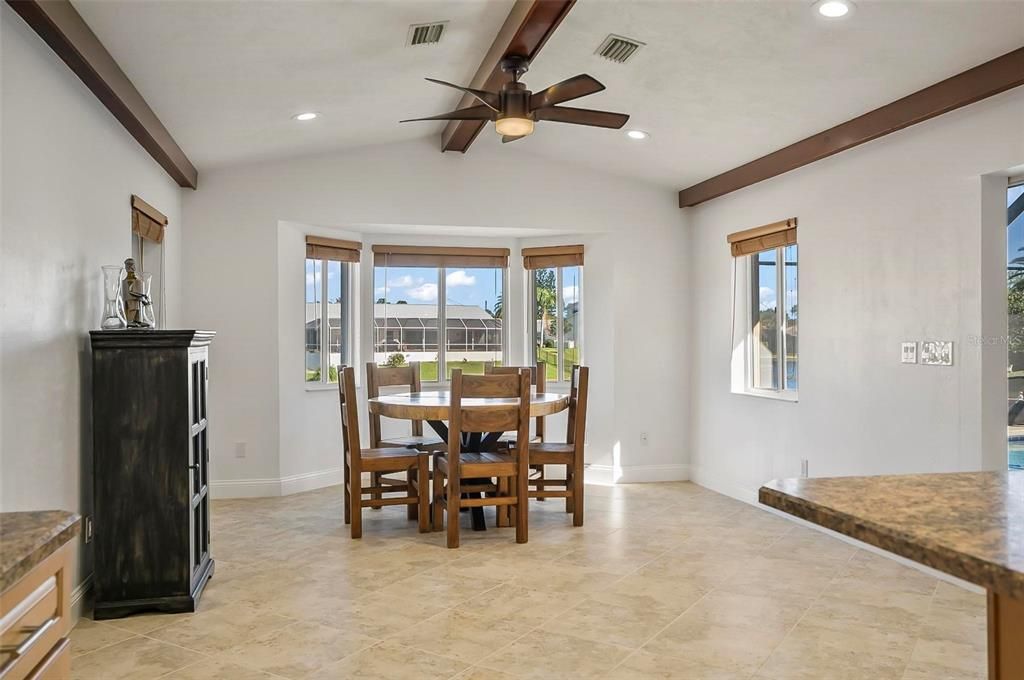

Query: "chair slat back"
<box><xmin>366</xmin><ymin>361</ymin><xmax>424</xmax><ymax>443</ymax></box>
<box><xmin>449</xmin><ymin>370</ymin><xmax>531</xmax><ymax>450</ymax></box>
<box><xmin>485</xmin><ymin>361</ymin><xmax>546</xmax><ymax>439</ymax></box>
<box><xmin>337</xmin><ymin>365</ymin><xmax>362</xmax><ymax>466</ymax></box>
<box><xmin>565</xmin><ymin>365</ymin><xmax>590</xmax><ymax>447</ymax></box>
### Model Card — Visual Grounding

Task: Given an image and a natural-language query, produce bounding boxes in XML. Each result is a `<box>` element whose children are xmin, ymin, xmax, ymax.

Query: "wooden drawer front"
<box><xmin>25</xmin><ymin>638</ymin><xmax>69</xmax><ymax>680</ymax></box>
<box><xmin>0</xmin><ymin>546</ymin><xmax>71</xmax><ymax>680</ymax></box>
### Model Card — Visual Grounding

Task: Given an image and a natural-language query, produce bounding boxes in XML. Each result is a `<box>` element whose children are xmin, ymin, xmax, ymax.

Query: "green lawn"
<box><xmin>307</xmin><ymin>351</ymin><xmax>580</xmax><ymax>384</ymax></box>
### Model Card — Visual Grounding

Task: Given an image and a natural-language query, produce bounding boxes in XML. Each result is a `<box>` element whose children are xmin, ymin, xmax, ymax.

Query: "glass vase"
<box><xmin>100</xmin><ymin>265</ymin><xmax>127</xmax><ymax>330</ymax></box>
<box><xmin>137</xmin><ymin>272</ymin><xmax>157</xmax><ymax>328</ymax></box>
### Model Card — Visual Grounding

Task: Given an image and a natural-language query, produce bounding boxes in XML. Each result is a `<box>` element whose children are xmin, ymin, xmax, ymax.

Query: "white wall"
<box><xmin>0</xmin><ymin>5</ymin><xmax>184</xmax><ymax>594</ymax></box>
<box><xmin>181</xmin><ymin>137</ymin><xmax>687</xmax><ymax>496</ymax></box>
<box><xmin>686</xmin><ymin>88</ymin><xmax>1024</xmax><ymax>502</ymax></box>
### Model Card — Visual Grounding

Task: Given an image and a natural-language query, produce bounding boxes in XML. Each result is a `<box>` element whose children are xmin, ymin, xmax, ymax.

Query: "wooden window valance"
<box><xmin>727</xmin><ymin>218</ymin><xmax>797</xmax><ymax>257</ymax></box>
<box><xmin>131</xmin><ymin>195</ymin><xmax>167</xmax><ymax>244</ymax></box>
<box><xmin>372</xmin><ymin>245</ymin><xmax>509</xmax><ymax>268</ymax></box>
<box><xmin>306</xmin><ymin>235</ymin><xmax>362</xmax><ymax>263</ymax></box>
<box><xmin>522</xmin><ymin>244</ymin><xmax>584</xmax><ymax>270</ymax></box>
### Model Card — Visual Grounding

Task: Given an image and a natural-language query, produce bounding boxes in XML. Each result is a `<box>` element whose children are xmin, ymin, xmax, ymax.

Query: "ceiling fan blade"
<box><xmin>501</xmin><ymin>135</ymin><xmax>525</xmax><ymax>144</ymax></box>
<box><xmin>530</xmin><ymin>74</ymin><xmax>605</xmax><ymax>110</ymax></box>
<box><xmin>400</xmin><ymin>104</ymin><xmax>494</xmax><ymax>123</ymax></box>
<box><xmin>424</xmin><ymin>78</ymin><xmax>500</xmax><ymax>111</ymax></box>
<box><xmin>534</xmin><ymin>106</ymin><xmax>629</xmax><ymax>129</ymax></box>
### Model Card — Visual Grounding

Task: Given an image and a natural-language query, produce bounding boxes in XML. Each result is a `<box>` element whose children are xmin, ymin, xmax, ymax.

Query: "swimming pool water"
<box><xmin>1008</xmin><ymin>440</ymin><xmax>1024</xmax><ymax>470</ymax></box>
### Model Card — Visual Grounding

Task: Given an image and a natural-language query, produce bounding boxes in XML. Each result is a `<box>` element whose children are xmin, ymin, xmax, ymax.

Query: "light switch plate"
<box><xmin>901</xmin><ymin>342</ymin><xmax>918</xmax><ymax>364</ymax></box>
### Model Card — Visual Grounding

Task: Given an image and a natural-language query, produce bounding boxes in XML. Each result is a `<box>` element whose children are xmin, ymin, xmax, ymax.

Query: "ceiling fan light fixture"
<box><xmin>495</xmin><ymin>116</ymin><xmax>534</xmax><ymax>137</ymax></box>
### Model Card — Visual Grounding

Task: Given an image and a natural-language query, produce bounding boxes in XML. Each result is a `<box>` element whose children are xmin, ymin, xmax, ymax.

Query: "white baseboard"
<box><xmin>71</xmin><ymin>574</ymin><xmax>93</xmax><ymax>623</ymax></box>
<box><xmin>209</xmin><ymin>476</ymin><xmax>283</xmax><ymax>498</ymax></box>
<box><xmin>210</xmin><ymin>467</ymin><xmax>342</xmax><ymax>499</ymax></box>
<box><xmin>586</xmin><ymin>463</ymin><xmax>689</xmax><ymax>485</ymax></box>
<box><xmin>688</xmin><ymin>464</ymin><xmax>984</xmax><ymax>594</ymax></box>
<box><xmin>280</xmin><ymin>467</ymin><xmax>342</xmax><ymax>496</ymax></box>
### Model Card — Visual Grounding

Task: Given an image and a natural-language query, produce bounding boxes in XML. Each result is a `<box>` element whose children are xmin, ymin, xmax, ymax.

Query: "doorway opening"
<box><xmin>1005</xmin><ymin>179</ymin><xmax>1024</xmax><ymax>469</ymax></box>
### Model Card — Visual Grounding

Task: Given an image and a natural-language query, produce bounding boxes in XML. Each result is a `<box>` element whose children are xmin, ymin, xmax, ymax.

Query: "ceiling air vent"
<box><xmin>595</xmin><ymin>34</ymin><xmax>644</xmax><ymax>64</ymax></box>
<box><xmin>407</xmin><ymin>22</ymin><xmax>447</xmax><ymax>47</ymax></box>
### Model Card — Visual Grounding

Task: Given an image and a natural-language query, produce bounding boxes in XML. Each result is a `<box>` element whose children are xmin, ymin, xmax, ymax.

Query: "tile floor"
<box><xmin>71</xmin><ymin>481</ymin><xmax>987</xmax><ymax>679</ymax></box>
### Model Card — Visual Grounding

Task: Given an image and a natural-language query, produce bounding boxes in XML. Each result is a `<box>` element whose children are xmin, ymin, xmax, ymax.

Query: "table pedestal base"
<box><xmin>988</xmin><ymin>592</ymin><xmax>1024</xmax><ymax>679</ymax></box>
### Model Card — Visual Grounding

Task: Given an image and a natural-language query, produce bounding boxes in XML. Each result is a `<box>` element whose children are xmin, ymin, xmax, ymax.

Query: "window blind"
<box><xmin>371</xmin><ymin>245</ymin><xmax>509</xmax><ymax>268</ymax></box>
<box><xmin>522</xmin><ymin>244</ymin><xmax>584</xmax><ymax>270</ymax></box>
<box><xmin>131</xmin><ymin>194</ymin><xmax>167</xmax><ymax>244</ymax></box>
<box><xmin>306</xmin><ymin>235</ymin><xmax>362</xmax><ymax>263</ymax></box>
<box><xmin>727</xmin><ymin>218</ymin><xmax>797</xmax><ymax>257</ymax></box>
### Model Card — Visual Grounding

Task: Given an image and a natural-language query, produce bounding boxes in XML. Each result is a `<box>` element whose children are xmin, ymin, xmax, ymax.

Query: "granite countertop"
<box><xmin>0</xmin><ymin>511</ymin><xmax>81</xmax><ymax>592</ymax></box>
<box><xmin>760</xmin><ymin>471</ymin><xmax>1024</xmax><ymax>598</ymax></box>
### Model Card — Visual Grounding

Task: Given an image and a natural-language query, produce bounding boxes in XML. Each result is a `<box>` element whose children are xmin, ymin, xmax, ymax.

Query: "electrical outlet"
<box><xmin>640</xmin><ymin>432</ymin><xmax>649</xmax><ymax>445</ymax></box>
<box><xmin>800</xmin><ymin>459</ymin><xmax>809</xmax><ymax>478</ymax></box>
<box><xmin>234</xmin><ymin>442</ymin><xmax>247</xmax><ymax>458</ymax></box>
<box><xmin>84</xmin><ymin>516</ymin><xmax>94</xmax><ymax>544</ymax></box>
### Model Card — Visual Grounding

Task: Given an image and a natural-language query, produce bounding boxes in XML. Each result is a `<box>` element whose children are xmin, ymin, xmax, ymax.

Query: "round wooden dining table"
<box><xmin>367</xmin><ymin>389</ymin><xmax>570</xmax><ymax>530</ymax></box>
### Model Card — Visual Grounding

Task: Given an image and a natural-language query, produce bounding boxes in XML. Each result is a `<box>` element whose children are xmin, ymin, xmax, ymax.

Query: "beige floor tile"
<box><xmin>608</xmin><ymin>649</ymin><xmax>750</xmax><ymax>679</ymax></box>
<box><xmin>642</xmin><ymin>616</ymin><xmax>789</xmax><ymax>674</ymax></box>
<box><xmin>69</xmin><ymin>618</ymin><xmax>137</xmax><ymax>657</ymax></box>
<box><xmin>148</xmin><ymin>604</ymin><xmax>295</xmax><ymax>654</ymax></box>
<box><xmin>544</xmin><ymin>597</ymin><xmax>684</xmax><ymax>648</ymax></box>
<box><xmin>162</xmin><ymin>658</ymin><xmax>284</xmax><ymax>679</ymax></box>
<box><xmin>218</xmin><ymin>621</ymin><xmax>379</xmax><ymax>678</ymax></box>
<box><xmin>309</xmin><ymin>640</ymin><xmax>468</xmax><ymax>679</ymax></box>
<box><xmin>392</xmin><ymin>609</ymin><xmax>534</xmax><ymax>664</ymax></box>
<box><xmin>72</xmin><ymin>636</ymin><xmax>197</xmax><ymax>680</ymax></box>
<box><xmin>66</xmin><ymin>482</ymin><xmax>988</xmax><ymax>680</ymax></box>
<box><xmin>479</xmin><ymin>629</ymin><xmax>632</xmax><ymax>679</ymax></box>
<box><xmin>900</xmin><ymin>658</ymin><xmax>986</xmax><ymax>680</ymax></box>
<box><xmin>99</xmin><ymin>610</ymin><xmax>191</xmax><ymax>635</ymax></box>
<box><xmin>454</xmin><ymin>582</ymin><xmax>585</xmax><ymax>628</ymax></box>
<box><xmin>755</xmin><ymin>622</ymin><xmax>910</xmax><ymax>680</ymax></box>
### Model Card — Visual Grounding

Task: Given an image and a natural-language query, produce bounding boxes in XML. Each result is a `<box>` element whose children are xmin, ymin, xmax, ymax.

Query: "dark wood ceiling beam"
<box><xmin>7</xmin><ymin>0</ymin><xmax>198</xmax><ymax>189</ymax></box>
<box><xmin>441</xmin><ymin>0</ymin><xmax>575</xmax><ymax>153</ymax></box>
<box><xmin>678</xmin><ymin>47</ymin><xmax>1024</xmax><ymax>208</ymax></box>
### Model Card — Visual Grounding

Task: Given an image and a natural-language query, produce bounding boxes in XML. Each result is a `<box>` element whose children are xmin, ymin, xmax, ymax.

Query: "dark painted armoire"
<box><xmin>89</xmin><ymin>329</ymin><xmax>215</xmax><ymax>619</ymax></box>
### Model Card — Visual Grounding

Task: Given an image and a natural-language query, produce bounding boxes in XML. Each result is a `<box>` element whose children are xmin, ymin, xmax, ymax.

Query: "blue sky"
<box><xmin>305</xmin><ymin>263</ymin><xmax>582</xmax><ymax>311</ymax></box>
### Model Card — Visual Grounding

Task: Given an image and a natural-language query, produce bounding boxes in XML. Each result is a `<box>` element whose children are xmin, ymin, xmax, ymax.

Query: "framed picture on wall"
<box><xmin>920</xmin><ymin>340</ymin><xmax>953</xmax><ymax>366</ymax></box>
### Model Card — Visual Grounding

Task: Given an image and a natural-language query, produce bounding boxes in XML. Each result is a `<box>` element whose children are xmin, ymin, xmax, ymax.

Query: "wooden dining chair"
<box><xmin>528</xmin><ymin>365</ymin><xmax>589</xmax><ymax>527</ymax></box>
<box><xmin>485</xmin><ymin>362</ymin><xmax>548</xmax><ymax>502</ymax></box>
<box><xmin>338</xmin><ymin>366</ymin><xmax>429</xmax><ymax>538</ymax></box>
<box><xmin>432</xmin><ymin>368</ymin><xmax>532</xmax><ymax>548</ymax></box>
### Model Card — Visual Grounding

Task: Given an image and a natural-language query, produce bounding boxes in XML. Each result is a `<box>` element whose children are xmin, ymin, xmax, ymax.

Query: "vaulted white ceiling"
<box><xmin>74</xmin><ymin>0</ymin><xmax>1024</xmax><ymax>188</ymax></box>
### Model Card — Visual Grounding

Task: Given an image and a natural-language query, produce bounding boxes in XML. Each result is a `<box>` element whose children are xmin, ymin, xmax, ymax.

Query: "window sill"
<box><xmin>732</xmin><ymin>388</ymin><xmax>799</xmax><ymax>403</ymax></box>
<box><xmin>305</xmin><ymin>383</ymin><xmax>339</xmax><ymax>392</ymax></box>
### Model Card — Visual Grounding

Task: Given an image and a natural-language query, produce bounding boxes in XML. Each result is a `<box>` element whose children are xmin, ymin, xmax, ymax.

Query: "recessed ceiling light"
<box><xmin>626</xmin><ymin>130</ymin><xmax>649</xmax><ymax>140</ymax></box>
<box><xmin>293</xmin><ymin>112</ymin><xmax>318</xmax><ymax>121</ymax></box>
<box><xmin>814</xmin><ymin>0</ymin><xmax>853</xmax><ymax>18</ymax></box>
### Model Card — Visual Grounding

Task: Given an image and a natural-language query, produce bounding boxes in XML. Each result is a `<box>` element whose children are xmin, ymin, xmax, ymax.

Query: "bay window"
<box><xmin>372</xmin><ymin>245</ymin><xmax>508</xmax><ymax>381</ymax></box>
<box><xmin>524</xmin><ymin>245</ymin><xmax>584</xmax><ymax>383</ymax></box>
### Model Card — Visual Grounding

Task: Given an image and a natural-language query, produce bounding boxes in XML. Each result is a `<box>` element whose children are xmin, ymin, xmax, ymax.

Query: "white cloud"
<box><xmin>406</xmin><ymin>283</ymin><xmax>438</xmax><ymax>302</ymax></box>
<box><xmin>446</xmin><ymin>270</ymin><xmax>476</xmax><ymax>287</ymax></box>
<box><xmin>562</xmin><ymin>285</ymin><xmax>579</xmax><ymax>304</ymax></box>
<box><xmin>305</xmin><ymin>272</ymin><xmax>315</xmax><ymax>285</ymax></box>
<box><xmin>374</xmin><ymin>286</ymin><xmax>385</xmax><ymax>295</ymax></box>
<box><xmin>387</xmin><ymin>274</ymin><xmax>416</xmax><ymax>288</ymax></box>
<box><xmin>759</xmin><ymin>286</ymin><xmax>777</xmax><ymax>310</ymax></box>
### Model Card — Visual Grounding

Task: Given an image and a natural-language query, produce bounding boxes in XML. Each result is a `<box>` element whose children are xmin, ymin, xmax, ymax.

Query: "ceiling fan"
<box><xmin>400</xmin><ymin>56</ymin><xmax>629</xmax><ymax>143</ymax></box>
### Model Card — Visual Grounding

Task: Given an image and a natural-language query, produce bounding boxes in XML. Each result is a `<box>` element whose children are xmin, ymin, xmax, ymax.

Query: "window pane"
<box><xmin>752</xmin><ymin>249</ymin><xmax>779</xmax><ymax>390</ymax></box>
<box><xmin>374</xmin><ymin>266</ymin><xmax>438</xmax><ymax>381</ymax></box>
<box><xmin>533</xmin><ymin>267</ymin><xmax>558</xmax><ymax>381</ymax></box>
<box><xmin>326</xmin><ymin>260</ymin><xmax>343</xmax><ymax>383</ymax></box>
<box><xmin>562</xmin><ymin>265</ymin><xmax>581</xmax><ymax>381</ymax></box>
<box><xmin>784</xmin><ymin>245</ymin><xmax>798</xmax><ymax>390</ymax></box>
<box><xmin>304</xmin><ymin>258</ymin><xmax>322</xmax><ymax>382</ymax></box>
<box><xmin>445</xmin><ymin>267</ymin><xmax>503</xmax><ymax>378</ymax></box>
